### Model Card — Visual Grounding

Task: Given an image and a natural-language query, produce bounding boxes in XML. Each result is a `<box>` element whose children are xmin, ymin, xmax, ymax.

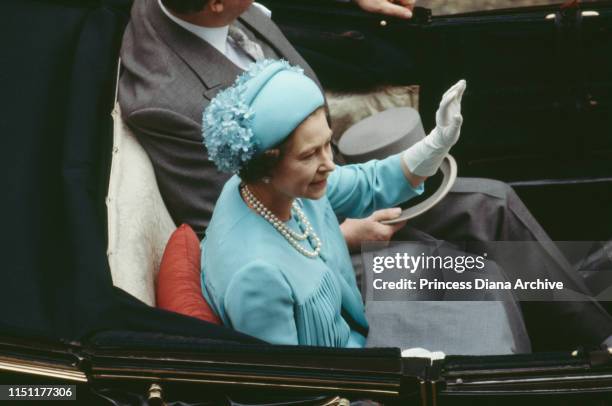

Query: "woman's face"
<box><xmin>269</xmin><ymin>108</ymin><xmax>335</xmax><ymax>201</ymax></box>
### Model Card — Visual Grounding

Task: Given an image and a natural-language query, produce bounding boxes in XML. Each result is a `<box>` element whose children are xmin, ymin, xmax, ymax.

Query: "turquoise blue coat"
<box><xmin>201</xmin><ymin>154</ymin><xmax>423</xmax><ymax>347</ymax></box>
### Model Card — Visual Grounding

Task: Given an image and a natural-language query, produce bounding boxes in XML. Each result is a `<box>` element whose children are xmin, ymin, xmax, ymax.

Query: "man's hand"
<box><xmin>354</xmin><ymin>0</ymin><xmax>416</xmax><ymax>19</ymax></box>
<box><xmin>340</xmin><ymin>208</ymin><xmax>407</xmax><ymax>253</ymax></box>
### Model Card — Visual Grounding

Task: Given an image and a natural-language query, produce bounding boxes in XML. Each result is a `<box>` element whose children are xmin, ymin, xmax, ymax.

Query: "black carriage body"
<box><xmin>265</xmin><ymin>0</ymin><xmax>612</xmax><ymax>242</ymax></box>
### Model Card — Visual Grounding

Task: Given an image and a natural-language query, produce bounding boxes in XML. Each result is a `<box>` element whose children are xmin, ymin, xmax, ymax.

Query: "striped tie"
<box><xmin>228</xmin><ymin>25</ymin><xmax>265</xmax><ymax>62</ymax></box>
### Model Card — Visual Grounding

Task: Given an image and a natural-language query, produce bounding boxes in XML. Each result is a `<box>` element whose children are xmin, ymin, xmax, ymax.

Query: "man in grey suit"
<box><xmin>118</xmin><ymin>0</ymin><xmax>612</xmax><ymax>351</ymax></box>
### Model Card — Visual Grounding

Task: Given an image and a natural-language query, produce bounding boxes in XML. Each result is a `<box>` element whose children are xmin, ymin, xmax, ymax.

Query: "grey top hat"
<box><xmin>338</xmin><ymin>107</ymin><xmax>457</xmax><ymax>223</ymax></box>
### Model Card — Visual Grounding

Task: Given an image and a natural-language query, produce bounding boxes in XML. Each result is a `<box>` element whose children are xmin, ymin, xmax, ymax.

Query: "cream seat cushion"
<box><xmin>106</xmin><ymin>104</ymin><xmax>176</xmax><ymax>306</ymax></box>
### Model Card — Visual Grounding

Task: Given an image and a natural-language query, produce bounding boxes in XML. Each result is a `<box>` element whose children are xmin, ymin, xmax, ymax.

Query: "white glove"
<box><xmin>402</xmin><ymin>80</ymin><xmax>466</xmax><ymax>177</ymax></box>
<box><xmin>401</xmin><ymin>347</ymin><xmax>446</xmax><ymax>364</ymax></box>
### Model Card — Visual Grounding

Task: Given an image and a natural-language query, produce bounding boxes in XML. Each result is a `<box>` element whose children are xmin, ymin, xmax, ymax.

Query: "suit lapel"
<box><xmin>238</xmin><ymin>7</ymin><xmax>323</xmax><ymax>90</ymax></box>
<box><xmin>146</xmin><ymin>0</ymin><xmax>242</xmax><ymax>92</ymax></box>
<box><xmin>145</xmin><ymin>1</ymin><xmax>322</xmax><ymax>95</ymax></box>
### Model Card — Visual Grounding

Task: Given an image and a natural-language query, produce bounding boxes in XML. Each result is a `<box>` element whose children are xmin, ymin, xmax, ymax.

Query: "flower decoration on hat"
<box><xmin>202</xmin><ymin>82</ymin><xmax>255</xmax><ymax>174</ymax></box>
<box><xmin>202</xmin><ymin>59</ymin><xmax>305</xmax><ymax>174</ymax></box>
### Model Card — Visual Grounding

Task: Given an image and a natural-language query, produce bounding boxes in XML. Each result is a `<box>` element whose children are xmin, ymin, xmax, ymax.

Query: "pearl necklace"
<box><xmin>241</xmin><ymin>184</ymin><xmax>322</xmax><ymax>258</ymax></box>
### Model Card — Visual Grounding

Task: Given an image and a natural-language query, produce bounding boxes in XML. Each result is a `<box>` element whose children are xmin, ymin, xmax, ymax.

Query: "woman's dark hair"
<box><xmin>161</xmin><ymin>0</ymin><xmax>209</xmax><ymax>14</ymax></box>
<box><xmin>239</xmin><ymin>145</ymin><xmax>285</xmax><ymax>183</ymax></box>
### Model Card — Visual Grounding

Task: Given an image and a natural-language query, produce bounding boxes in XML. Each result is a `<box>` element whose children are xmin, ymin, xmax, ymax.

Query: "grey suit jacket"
<box><xmin>119</xmin><ymin>0</ymin><xmax>322</xmax><ymax>238</ymax></box>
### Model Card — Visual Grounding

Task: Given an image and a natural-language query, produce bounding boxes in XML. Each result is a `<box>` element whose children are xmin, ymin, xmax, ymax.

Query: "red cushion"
<box><xmin>156</xmin><ymin>224</ymin><xmax>222</xmax><ymax>324</ymax></box>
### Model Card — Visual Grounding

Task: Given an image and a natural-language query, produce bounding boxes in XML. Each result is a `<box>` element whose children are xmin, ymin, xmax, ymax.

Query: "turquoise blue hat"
<box><xmin>202</xmin><ymin>59</ymin><xmax>325</xmax><ymax>174</ymax></box>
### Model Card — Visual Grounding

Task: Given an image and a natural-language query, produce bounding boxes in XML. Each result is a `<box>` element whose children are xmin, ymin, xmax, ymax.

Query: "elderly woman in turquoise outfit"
<box><xmin>200</xmin><ymin>60</ymin><xmax>466</xmax><ymax>347</ymax></box>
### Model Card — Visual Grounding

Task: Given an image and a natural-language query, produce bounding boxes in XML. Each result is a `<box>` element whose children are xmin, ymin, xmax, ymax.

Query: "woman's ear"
<box><xmin>263</xmin><ymin>149</ymin><xmax>280</xmax><ymax>158</ymax></box>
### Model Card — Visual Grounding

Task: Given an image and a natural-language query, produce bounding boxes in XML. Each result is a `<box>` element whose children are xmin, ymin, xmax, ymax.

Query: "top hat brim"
<box><xmin>381</xmin><ymin>154</ymin><xmax>457</xmax><ymax>224</ymax></box>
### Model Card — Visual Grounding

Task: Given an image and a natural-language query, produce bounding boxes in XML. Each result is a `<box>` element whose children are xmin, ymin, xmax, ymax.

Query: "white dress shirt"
<box><xmin>158</xmin><ymin>0</ymin><xmax>272</xmax><ymax>70</ymax></box>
